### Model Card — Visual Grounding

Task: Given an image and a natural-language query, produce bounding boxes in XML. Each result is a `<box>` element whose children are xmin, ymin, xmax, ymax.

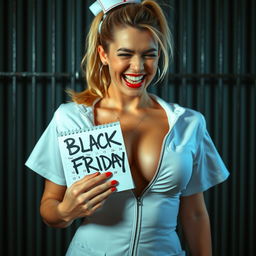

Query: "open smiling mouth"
<box><xmin>122</xmin><ymin>74</ymin><xmax>146</xmax><ymax>88</ymax></box>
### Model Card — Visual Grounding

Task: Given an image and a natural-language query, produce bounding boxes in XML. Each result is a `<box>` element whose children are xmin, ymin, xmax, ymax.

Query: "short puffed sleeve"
<box><xmin>181</xmin><ymin>115</ymin><xmax>229</xmax><ymax>196</ymax></box>
<box><xmin>25</xmin><ymin>113</ymin><xmax>66</xmax><ymax>186</ymax></box>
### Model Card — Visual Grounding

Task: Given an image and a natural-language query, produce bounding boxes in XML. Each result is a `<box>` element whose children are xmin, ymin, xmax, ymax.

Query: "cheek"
<box><xmin>109</xmin><ymin>60</ymin><xmax>129</xmax><ymax>75</ymax></box>
<box><xmin>109</xmin><ymin>66</ymin><xmax>124</xmax><ymax>77</ymax></box>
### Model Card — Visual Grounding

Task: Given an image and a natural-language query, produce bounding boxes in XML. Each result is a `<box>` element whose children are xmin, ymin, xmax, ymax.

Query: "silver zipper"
<box><xmin>129</xmin><ymin>133</ymin><xmax>169</xmax><ymax>256</ymax></box>
<box><xmin>129</xmin><ymin>110</ymin><xmax>181</xmax><ymax>256</ymax></box>
<box><xmin>130</xmin><ymin>197</ymin><xmax>143</xmax><ymax>256</ymax></box>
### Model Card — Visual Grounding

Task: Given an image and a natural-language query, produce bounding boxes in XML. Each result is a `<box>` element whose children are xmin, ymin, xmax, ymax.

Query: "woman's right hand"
<box><xmin>57</xmin><ymin>172</ymin><xmax>118</xmax><ymax>222</ymax></box>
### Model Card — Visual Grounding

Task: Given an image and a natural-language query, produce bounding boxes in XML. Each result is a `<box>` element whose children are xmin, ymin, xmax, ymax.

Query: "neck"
<box><xmin>102</xmin><ymin>87</ymin><xmax>153</xmax><ymax>112</ymax></box>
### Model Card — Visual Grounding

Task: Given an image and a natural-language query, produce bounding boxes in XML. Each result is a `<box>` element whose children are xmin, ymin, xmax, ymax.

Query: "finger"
<box><xmin>87</xmin><ymin>179</ymin><xmax>118</xmax><ymax>199</ymax></box>
<box><xmin>75</xmin><ymin>172</ymin><xmax>100</xmax><ymax>185</ymax></box>
<box><xmin>82</xmin><ymin>185</ymin><xmax>117</xmax><ymax>210</ymax></box>
<box><xmin>69</xmin><ymin>172</ymin><xmax>105</xmax><ymax>196</ymax></box>
<box><xmin>69</xmin><ymin>172</ymin><xmax>100</xmax><ymax>193</ymax></box>
<box><xmin>81</xmin><ymin>201</ymin><xmax>105</xmax><ymax>217</ymax></box>
<box><xmin>64</xmin><ymin>172</ymin><xmax>101</xmax><ymax>198</ymax></box>
<box><xmin>76</xmin><ymin>172</ymin><xmax>113</xmax><ymax>193</ymax></box>
<box><xmin>76</xmin><ymin>179</ymin><xmax>117</xmax><ymax>207</ymax></box>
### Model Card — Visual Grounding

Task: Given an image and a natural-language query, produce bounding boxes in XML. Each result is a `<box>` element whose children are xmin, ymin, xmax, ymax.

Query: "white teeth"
<box><xmin>124</xmin><ymin>75</ymin><xmax>144</xmax><ymax>84</ymax></box>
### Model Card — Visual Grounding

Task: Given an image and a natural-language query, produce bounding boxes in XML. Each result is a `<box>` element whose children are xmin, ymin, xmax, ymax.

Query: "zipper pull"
<box><xmin>137</xmin><ymin>197</ymin><xmax>143</xmax><ymax>206</ymax></box>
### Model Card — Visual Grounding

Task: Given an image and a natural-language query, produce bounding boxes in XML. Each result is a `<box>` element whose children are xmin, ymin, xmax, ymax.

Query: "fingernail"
<box><xmin>105</xmin><ymin>172</ymin><xmax>112</xmax><ymax>177</ymax></box>
<box><xmin>111</xmin><ymin>187</ymin><xmax>117</xmax><ymax>192</ymax></box>
<box><xmin>111</xmin><ymin>180</ymin><xmax>118</xmax><ymax>185</ymax></box>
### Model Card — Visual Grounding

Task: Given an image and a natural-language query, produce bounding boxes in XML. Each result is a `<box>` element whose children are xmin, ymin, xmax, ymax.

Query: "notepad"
<box><xmin>58</xmin><ymin>122</ymin><xmax>134</xmax><ymax>192</ymax></box>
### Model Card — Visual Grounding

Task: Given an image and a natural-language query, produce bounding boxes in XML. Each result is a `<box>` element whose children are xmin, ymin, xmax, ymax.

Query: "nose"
<box><xmin>130</xmin><ymin>56</ymin><xmax>144</xmax><ymax>73</ymax></box>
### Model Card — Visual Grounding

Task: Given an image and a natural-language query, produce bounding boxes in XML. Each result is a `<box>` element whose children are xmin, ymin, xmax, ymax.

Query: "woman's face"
<box><xmin>98</xmin><ymin>26</ymin><xmax>159</xmax><ymax>96</ymax></box>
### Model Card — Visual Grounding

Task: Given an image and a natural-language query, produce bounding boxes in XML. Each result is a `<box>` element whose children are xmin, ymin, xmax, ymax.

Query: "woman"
<box><xmin>25</xmin><ymin>0</ymin><xmax>229</xmax><ymax>255</ymax></box>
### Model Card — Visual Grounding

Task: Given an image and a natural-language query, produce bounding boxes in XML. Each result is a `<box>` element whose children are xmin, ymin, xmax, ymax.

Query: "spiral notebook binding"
<box><xmin>57</xmin><ymin>121</ymin><xmax>120</xmax><ymax>137</ymax></box>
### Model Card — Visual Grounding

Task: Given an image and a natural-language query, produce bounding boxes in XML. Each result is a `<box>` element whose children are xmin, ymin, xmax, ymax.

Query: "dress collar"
<box><xmin>77</xmin><ymin>93</ymin><xmax>185</xmax><ymax>127</ymax></box>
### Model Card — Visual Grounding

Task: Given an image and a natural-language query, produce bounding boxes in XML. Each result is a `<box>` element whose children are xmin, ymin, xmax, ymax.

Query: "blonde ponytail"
<box><xmin>67</xmin><ymin>12</ymin><xmax>110</xmax><ymax>105</ymax></box>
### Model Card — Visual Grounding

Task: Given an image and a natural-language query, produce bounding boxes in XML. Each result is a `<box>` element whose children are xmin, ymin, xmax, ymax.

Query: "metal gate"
<box><xmin>0</xmin><ymin>0</ymin><xmax>255</xmax><ymax>255</ymax></box>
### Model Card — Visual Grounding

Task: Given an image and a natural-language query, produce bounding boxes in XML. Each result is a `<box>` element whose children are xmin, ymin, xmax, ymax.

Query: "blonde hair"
<box><xmin>69</xmin><ymin>0</ymin><xmax>173</xmax><ymax>105</ymax></box>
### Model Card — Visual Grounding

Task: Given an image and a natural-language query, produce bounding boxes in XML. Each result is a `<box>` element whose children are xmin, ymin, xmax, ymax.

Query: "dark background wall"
<box><xmin>0</xmin><ymin>0</ymin><xmax>255</xmax><ymax>255</ymax></box>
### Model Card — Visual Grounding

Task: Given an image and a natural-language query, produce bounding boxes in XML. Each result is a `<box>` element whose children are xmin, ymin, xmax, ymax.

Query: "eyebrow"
<box><xmin>117</xmin><ymin>48</ymin><xmax>158</xmax><ymax>54</ymax></box>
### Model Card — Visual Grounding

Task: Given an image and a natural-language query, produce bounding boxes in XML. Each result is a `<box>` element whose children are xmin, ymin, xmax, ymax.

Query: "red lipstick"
<box><xmin>123</xmin><ymin>74</ymin><xmax>145</xmax><ymax>88</ymax></box>
<box><xmin>125</xmin><ymin>80</ymin><xmax>144</xmax><ymax>88</ymax></box>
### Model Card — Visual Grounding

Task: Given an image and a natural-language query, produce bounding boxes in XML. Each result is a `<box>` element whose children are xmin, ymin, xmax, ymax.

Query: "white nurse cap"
<box><xmin>89</xmin><ymin>0</ymin><xmax>142</xmax><ymax>16</ymax></box>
